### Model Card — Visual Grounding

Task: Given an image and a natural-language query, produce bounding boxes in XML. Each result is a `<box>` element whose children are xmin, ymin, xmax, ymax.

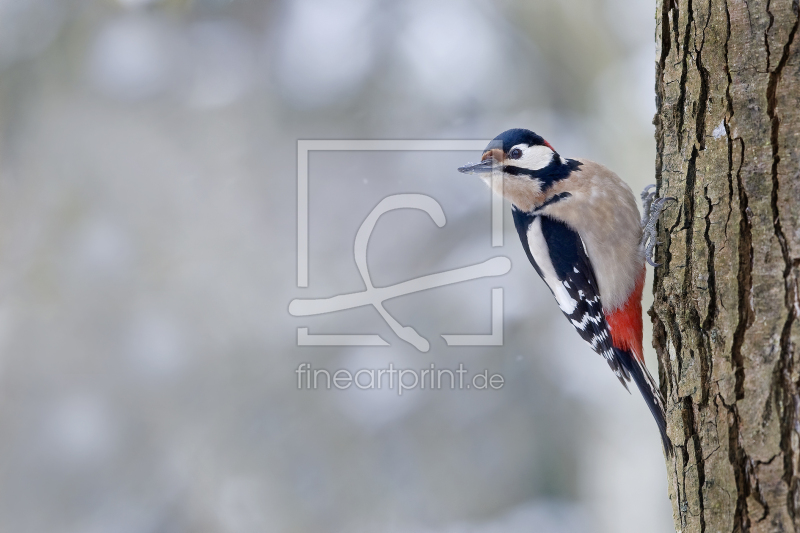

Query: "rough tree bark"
<box><xmin>652</xmin><ymin>0</ymin><xmax>800</xmax><ymax>531</ymax></box>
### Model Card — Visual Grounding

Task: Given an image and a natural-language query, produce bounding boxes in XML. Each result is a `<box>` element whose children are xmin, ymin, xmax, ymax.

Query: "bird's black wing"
<box><xmin>512</xmin><ymin>207</ymin><xmax>672</xmax><ymax>454</ymax></box>
<box><xmin>511</xmin><ymin>207</ymin><xmax>631</xmax><ymax>387</ymax></box>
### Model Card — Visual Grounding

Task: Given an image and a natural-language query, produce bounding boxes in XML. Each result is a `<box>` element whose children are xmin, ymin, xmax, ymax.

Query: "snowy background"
<box><xmin>0</xmin><ymin>0</ymin><xmax>675</xmax><ymax>531</ymax></box>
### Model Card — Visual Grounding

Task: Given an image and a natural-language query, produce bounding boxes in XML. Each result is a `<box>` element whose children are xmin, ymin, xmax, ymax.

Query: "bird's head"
<box><xmin>458</xmin><ymin>128</ymin><xmax>567</xmax><ymax>212</ymax></box>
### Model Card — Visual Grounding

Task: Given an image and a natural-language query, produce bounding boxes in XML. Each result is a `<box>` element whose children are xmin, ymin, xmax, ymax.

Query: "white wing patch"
<box><xmin>526</xmin><ymin>217</ymin><xmax>578</xmax><ymax>315</ymax></box>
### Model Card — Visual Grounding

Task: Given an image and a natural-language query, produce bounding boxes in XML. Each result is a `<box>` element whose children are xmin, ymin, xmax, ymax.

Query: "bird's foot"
<box><xmin>640</xmin><ymin>185</ymin><xmax>676</xmax><ymax>267</ymax></box>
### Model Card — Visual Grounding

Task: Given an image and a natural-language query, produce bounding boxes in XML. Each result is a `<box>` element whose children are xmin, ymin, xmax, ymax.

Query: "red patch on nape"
<box><xmin>605</xmin><ymin>267</ymin><xmax>646</xmax><ymax>361</ymax></box>
<box><xmin>542</xmin><ymin>139</ymin><xmax>556</xmax><ymax>152</ymax></box>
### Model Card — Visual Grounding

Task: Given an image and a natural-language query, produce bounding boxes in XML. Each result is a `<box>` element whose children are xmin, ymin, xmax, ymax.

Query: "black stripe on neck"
<box><xmin>536</xmin><ymin>192</ymin><xmax>571</xmax><ymax>210</ymax></box>
<box><xmin>504</xmin><ymin>157</ymin><xmax>582</xmax><ymax>191</ymax></box>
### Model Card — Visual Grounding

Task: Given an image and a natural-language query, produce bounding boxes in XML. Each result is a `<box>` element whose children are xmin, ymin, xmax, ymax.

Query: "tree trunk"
<box><xmin>652</xmin><ymin>0</ymin><xmax>800</xmax><ymax>531</ymax></box>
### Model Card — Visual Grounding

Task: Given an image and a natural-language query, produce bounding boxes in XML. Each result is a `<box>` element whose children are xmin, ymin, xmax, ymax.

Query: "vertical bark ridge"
<box><xmin>766</xmin><ymin>2</ymin><xmax>800</xmax><ymax>525</ymax></box>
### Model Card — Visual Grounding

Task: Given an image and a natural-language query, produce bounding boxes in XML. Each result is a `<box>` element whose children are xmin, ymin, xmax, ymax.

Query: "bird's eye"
<box><xmin>509</xmin><ymin>148</ymin><xmax>523</xmax><ymax>159</ymax></box>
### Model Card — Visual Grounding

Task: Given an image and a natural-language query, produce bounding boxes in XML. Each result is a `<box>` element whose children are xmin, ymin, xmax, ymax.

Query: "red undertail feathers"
<box><xmin>605</xmin><ymin>267</ymin><xmax>646</xmax><ymax>361</ymax></box>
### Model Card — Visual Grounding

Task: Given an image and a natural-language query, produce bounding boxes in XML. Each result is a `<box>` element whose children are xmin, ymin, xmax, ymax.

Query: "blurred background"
<box><xmin>0</xmin><ymin>0</ymin><xmax>675</xmax><ymax>532</ymax></box>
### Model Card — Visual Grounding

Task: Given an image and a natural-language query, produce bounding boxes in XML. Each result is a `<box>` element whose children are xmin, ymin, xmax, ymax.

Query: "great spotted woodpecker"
<box><xmin>459</xmin><ymin>128</ymin><xmax>674</xmax><ymax>455</ymax></box>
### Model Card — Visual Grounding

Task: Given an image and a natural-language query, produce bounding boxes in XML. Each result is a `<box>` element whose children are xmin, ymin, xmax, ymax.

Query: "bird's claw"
<box><xmin>646</xmin><ymin>257</ymin><xmax>662</xmax><ymax>268</ymax></box>
<box><xmin>641</xmin><ymin>185</ymin><xmax>676</xmax><ymax>267</ymax></box>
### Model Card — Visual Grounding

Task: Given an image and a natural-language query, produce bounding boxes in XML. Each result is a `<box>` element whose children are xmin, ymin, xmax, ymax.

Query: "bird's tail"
<box><xmin>615</xmin><ymin>347</ymin><xmax>673</xmax><ymax>457</ymax></box>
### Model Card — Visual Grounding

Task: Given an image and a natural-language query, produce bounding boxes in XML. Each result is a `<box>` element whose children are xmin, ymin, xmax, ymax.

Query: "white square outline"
<box><xmin>295</xmin><ymin>139</ymin><xmax>506</xmax><ymax>349</ymax></box>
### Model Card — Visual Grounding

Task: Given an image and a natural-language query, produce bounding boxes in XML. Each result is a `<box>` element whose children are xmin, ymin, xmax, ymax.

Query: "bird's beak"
<box><xmin>457</xmin><ymin>159</ymin><xmax>496</xmax><ymax>174</ymax></box>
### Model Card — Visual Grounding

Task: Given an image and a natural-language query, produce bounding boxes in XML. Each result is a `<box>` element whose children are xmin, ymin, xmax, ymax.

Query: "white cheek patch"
<box><xmin>512</xmin><ymin>144</ymin><xmax>554</xmax><ymax>171</ymax></box>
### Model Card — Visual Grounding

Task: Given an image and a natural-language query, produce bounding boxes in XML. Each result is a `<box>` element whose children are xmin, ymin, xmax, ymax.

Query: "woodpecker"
<box><xmin>459</xmin><ymin>128</ymin><xmax>674</xmax><ymax>455</ymax></box>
